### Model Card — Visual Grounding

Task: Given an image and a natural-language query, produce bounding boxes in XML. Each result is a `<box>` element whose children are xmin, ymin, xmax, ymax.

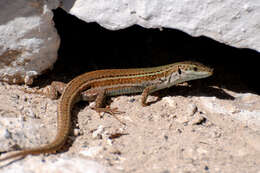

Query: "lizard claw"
<box><xmin>91</xmin><ymin>106</ymin><xmax>125</xmax><ymax>115</ymax></box>
<box><xmin>91</xmin><ymin>106</ymin><xmax>126</xmax><ymax>125</ymax></box>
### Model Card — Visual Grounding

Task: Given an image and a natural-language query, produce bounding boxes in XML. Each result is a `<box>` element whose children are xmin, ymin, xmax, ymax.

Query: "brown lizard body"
<box><xmin>0</xmin><ymin>61</ymin><xmax>213</xmax><ymax>161</ymax></box>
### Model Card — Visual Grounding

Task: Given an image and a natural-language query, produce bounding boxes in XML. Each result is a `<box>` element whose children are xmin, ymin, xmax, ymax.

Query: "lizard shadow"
<box><xmin>147</xmin><ymin>83</ymin><xmax>234</xmax><ymax>106</ymax></box>
<box><xmin>87</xmin><ymin>81</ymin><xmax>233</xmax><ymax>109</ymax></box>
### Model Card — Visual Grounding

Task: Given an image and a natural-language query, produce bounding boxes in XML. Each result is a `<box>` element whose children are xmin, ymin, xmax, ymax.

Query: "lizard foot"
<box><xmin>91</xmin><ymin>106</ymin><xmax>126</xmax><ymax>125</ymax></box>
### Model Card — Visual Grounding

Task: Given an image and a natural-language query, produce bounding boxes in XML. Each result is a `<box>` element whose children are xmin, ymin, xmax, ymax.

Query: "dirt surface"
<box><xmin>0</xmin><ymin>81</ymin><xmax>260</xmax><ymax>173</ymax></box>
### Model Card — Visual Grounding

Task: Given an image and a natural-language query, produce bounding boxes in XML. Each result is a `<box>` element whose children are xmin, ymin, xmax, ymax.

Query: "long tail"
<box><xmin>0</xmin><ymin>71</ymin><xmax>92</xmax><ymax>162</ymax></box>
<box><xmin>0</xmin><ymin>138</ymin><xmax>65</xmax><ymax>161</ymax></box>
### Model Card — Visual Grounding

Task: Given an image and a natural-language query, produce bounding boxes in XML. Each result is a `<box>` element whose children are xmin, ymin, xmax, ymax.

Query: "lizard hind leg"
<box><xmin>21</xmin><ymin>81</ymin><xmax>66</xmax><ymax>100</ymax></box>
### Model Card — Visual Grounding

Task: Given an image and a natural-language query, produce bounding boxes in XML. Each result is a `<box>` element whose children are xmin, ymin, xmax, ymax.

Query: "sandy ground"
<box><xmin>0</xmin><ymin>80</ymin><xmax>260</xmax><ymax>173</ymax></box>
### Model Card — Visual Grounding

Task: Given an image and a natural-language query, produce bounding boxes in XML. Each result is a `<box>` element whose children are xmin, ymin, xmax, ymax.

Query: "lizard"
<box><xmin>0</xmin><ymin>61</ymin><xmax>213</xmax><ymax>161</ymax></box>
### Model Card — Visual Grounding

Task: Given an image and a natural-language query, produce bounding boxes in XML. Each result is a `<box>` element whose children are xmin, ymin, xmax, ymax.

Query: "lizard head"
<box><xmin>171</xmin><ymin>61</ymin><xmax>213</xmax><ymax>83</ymax></box>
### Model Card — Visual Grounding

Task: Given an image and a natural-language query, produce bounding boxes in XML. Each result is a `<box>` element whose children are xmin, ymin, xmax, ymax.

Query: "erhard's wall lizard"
<box><xmin>0</xmin><ymin>61</ymin><xmax>213</xmax><ymax>161</ymax></box>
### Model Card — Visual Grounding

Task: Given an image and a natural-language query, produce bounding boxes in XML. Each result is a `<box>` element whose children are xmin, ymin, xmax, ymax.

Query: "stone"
<box><xmin>62</xmin><ymin>0</ymin><xmax>260</xmax><ymax>51</ymax></box>
<box><xmin>0</xmin><ymin>0</ymin><xmax>60</xmax><ymax>84</ymax></box>
<box><xmin>197</xmin><ymin>92</ymin><xmax>260</xmax><ymax>126</ymax></box>
<box><xmin>0</xmin><ymin>157</ymin><xmax>109</xmax><ymax>173</ymax></box>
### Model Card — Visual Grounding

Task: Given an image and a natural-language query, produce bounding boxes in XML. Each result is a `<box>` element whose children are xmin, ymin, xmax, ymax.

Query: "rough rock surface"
<box><xmin>0</xmin><ymin>0</ymin><xmax>60</xmax><ymax>84</ymax></box>
<box><xmin>1</xmin><ymin>0</ymin><xmax>259</xmax><ymax>84</ymax></box>
<box><xmin>63</xmin><ymin>0</ymin><xmax>260</xmax><ymax>52</ymax></box>
<box><xmin>0</xmin><ymin>82</ymin><xmax>259</xmax><ymax>172</ymax></box>
<box><xmin>0</xmin><ymin>156</ymin><xmax>109</xmax><ymax>173</ymax></box>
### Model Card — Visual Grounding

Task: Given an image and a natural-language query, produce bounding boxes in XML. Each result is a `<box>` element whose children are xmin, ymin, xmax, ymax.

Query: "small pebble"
<box><xmin>74</xmin><ymin>128</ymin><xmax>80</xmax><ymax>136</ymax></box>
<box><xmin>18</xmin><ymin>105</ymin><xmax>24</xmax><ymax>111</ymax></box>
<box><xmin>196</xmin><ymin>147</ymin><xmax>208</xmax><ymax>154</ymax></box>
<box><xmin>187</xmin><ymin>104</ymin><xmax>198</xmax><ymax>116</ymax></box>
<box><xmin>211</xmin><ymin>131</ymin><xmax>222</xmax><ymax>138</ymax></box>
<box><xmin>92</xmin><ymin>125</ymin><xmax>104</xmax><ymax>139</ymax></box>
<box><xmin>24</xmin><ymin>73</ymin><xmax>35</xmax><ymax>85</ymax></box>
<box><xmin>0</xmin><ymin>128</ymin><xmax>12</xmax><ymax>140</ymax></box>
<box><xmin>129</xmin><ymin>98</ymin><xmax>135</xmax><ymax>103</ymax></box>
<box><xmin>177</xmin><ymin>129</ymin><xmax>182</xmax><ymax>133</ymax></box>
<box><xmin>191</xmin><ymin>115</ymin><xmax>206</xmax><ymax>125</ymax></box>
<box><xmin>11</xmin><ymin>94</ymin><xmax>20</xmax><ymax>100</ymax></box>
<box><xmin>164</xmin><ymin>135</ymin><xmax>168</xmax><ymax>141</ymax></box>
<box><xmin>26</xmin><ymin>108</ymin><xmax>36</xmax><ymax>118</ymax></box>
<box><xmin>4</xmin><ymin>129</ymin><xmax>11</xmax><ymax>139</ymax></box>
<box><xmin>80</xmin><ymin>146</ymin><xmax>102</xmax><ymax>157</ymax></box>
<box><xmin>175</xmin><ymin>116</ymin><xmax>189</xmax><ymax>124</ymax></box>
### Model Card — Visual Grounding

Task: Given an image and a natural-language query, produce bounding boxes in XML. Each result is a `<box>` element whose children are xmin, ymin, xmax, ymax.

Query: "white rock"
<box><xmin>0</xmin><ymin>0</ymin><xmax>60</xmax><ymax>84</ymax></box>
<box><xmin>190</xmin><ymin>114</ymin><xmax>206</xmax><ymax>125</ymax></box>
<box><xmin>80</xmin><ymin>146</ymin><xmax>103</xmax><ymax>157</ymax></box>
<box><xmin>0</xmin><ymin>157</ymin><xmax>109</xmax><ymax>173</ymax></box>
<box><xmin>0</xmin><ymin>126</ymin><xmax>12</xmax><ymax>149</ymax></box>
<box><xmin>196</xmin><ymin>147</ymin><xmax>208</xmax><ymax>155</ymax></box>
<box><xmin>186</xmin><ymin>104</ymin><xmax>198</xmax><ymax>117</ymax></box>
<box><xmin>175</xmin><ymin>115</ymin><xmax>189</xmax><ymax>124</ymax></box>
<box><xmin>0</xmin><ymin>116</ymin><xmax>48</xmax><ymax>151</ymax></box>
<box><xmin>62</xmin><ymin>0</ymin><xmax>260</xmax><ymax>51</ymax></box>
<box><xmin>92</xmin><ymin>125</ymin><xmax>104</xmax><ymax>139</ymax></box>
<box><xmin>197</xmin><ymin>93</ymin><xmax>260</xmax><ymax>126</ymax></box>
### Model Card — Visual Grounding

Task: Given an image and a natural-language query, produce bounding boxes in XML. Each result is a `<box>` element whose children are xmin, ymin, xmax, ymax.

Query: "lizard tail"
<box><xmin>0</xmin><ymin>138</ymin><xmax>65</xmax><ymax>162</ymax></box>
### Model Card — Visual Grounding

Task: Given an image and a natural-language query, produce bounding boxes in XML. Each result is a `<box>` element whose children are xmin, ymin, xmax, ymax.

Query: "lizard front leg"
<box><xmin>141</xmin><ymin>85</ymin><xmax>157</xmax><ymax>106</ymax></box>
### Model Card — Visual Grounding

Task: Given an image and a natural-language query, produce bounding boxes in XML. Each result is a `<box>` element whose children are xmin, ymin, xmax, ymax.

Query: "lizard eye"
<box><xmin>178</xmin><ymin>68</ymin><xmax>182</xmax><ymax>75</ymax></box>
<box><xmin>193</xmin><ymin>67</ymin><xmax>198</xmax><ymax>71</ymax></box>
